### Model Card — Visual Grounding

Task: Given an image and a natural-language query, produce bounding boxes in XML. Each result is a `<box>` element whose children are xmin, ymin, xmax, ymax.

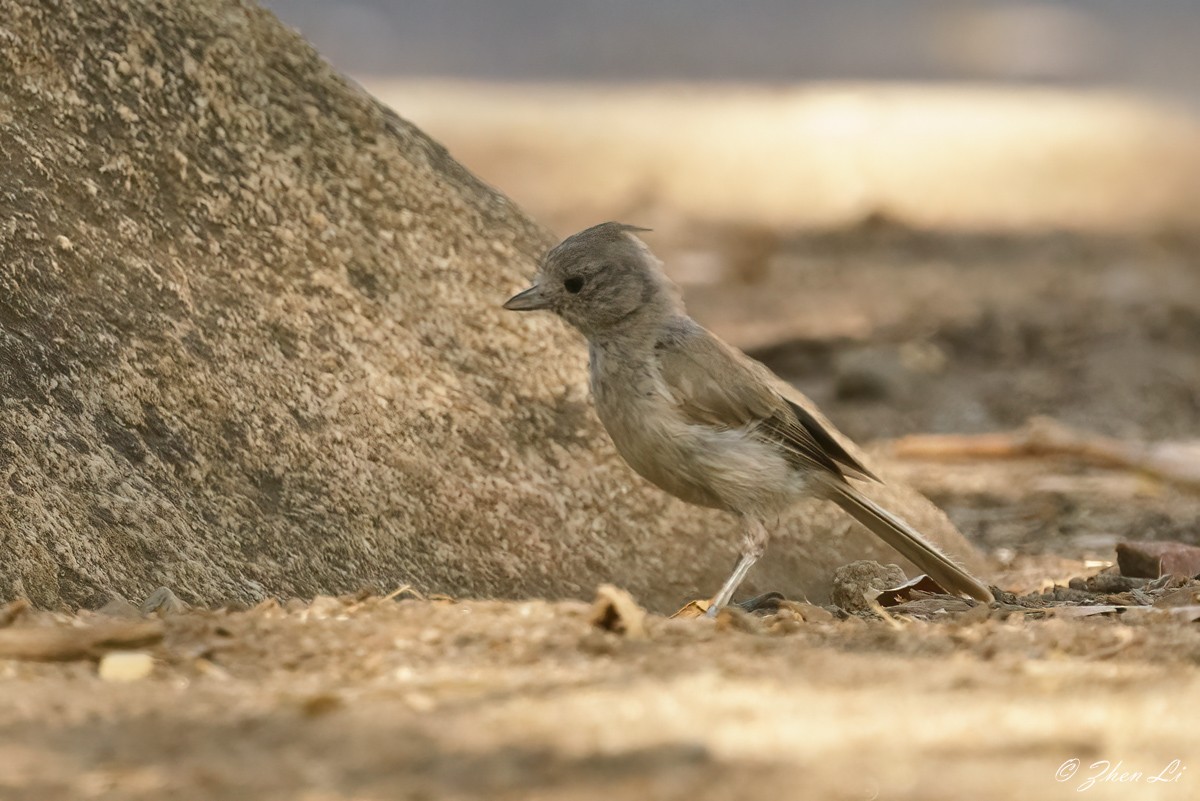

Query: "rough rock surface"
<box><xmin>0</xmin><ymin>0</ymin><xmax>983</xmax><ymax>611</ymax></box>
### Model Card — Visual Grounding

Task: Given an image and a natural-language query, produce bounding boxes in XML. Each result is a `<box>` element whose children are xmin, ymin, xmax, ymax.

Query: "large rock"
<box><xmin>0</xmin><ymin>0</ymin><xmax>985</xmax><ymax>611</ymax></box>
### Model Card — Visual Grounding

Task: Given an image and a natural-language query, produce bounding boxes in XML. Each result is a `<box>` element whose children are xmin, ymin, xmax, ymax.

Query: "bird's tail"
<box><xmin>827</xmin><ymin>484</ymin><xmax>994</xmax><ymax>603</ymax></box>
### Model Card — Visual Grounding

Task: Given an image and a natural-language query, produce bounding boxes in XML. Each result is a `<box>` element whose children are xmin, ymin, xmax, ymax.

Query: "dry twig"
<box><xmin>889</xmin><ymin>416</ymin><xmax>1200</xmax><ymax>491</ymax></box>
<box><xmin>0</xmin><ymin>620</ymin><xmax>164</xmax><ymax>662</ymax></box>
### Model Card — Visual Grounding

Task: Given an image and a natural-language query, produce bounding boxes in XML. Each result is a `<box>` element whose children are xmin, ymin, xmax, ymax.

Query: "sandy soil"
<box><xmin>2</xmin><ymin>589</ymin><xmax>1198</xmax><ymax>801</ymax></box>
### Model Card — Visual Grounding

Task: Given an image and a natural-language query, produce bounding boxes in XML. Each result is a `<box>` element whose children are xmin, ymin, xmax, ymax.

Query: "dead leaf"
<box><xmin>589</xmin><ymin>585</ymin><xmax>647</xmax><ymax>639</ymax></box>
<box><xmin>670</xmin><ymin>599</ymin><xmax>711</xmax><ymax>619</ymax></box>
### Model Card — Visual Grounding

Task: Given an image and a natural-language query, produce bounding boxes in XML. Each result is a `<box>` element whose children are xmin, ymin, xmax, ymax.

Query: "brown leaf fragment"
<box><xmin>0</xmin><ymin>620</ymin><xmax>164</xmax><ymax>662</ymax></box>
<box><xmin>670</xmin><ymin>599</ymin><xmax>711</xmax><ymax>619</ymax></box>
<box><xmin>589</xmin><ymin>585</ymin><xmax>647</xmax><ymax>639</ymax></box>
<box><xmin>1117</xmin><ymin>541</ymin><xmax>1200</xmax><ymax>579</ymax></box>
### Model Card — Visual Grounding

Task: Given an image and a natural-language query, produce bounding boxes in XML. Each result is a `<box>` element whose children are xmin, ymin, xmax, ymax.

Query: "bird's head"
<box><xmin>504</xmin><ymin>222</ymin><xmax>681</xmax><ymax>339</ymax></box>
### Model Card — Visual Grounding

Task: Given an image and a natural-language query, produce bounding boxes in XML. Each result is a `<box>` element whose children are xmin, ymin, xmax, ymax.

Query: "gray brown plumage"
<box><xmin>505</xmin><ymin>222</ymin><xmax>993</xmax><ymax>614</ymax></box>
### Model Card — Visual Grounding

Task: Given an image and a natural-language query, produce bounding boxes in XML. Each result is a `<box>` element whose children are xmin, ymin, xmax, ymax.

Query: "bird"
<box><xmin>504</xmin><ymin>222</ymin><xmax>993</xmax><ymax>616</ymax></box>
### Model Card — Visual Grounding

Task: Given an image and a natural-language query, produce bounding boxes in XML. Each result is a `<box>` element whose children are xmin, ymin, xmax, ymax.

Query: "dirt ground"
<box><xmin>5</xmin><ymin>82</ymin><xmax>1200</xmax><ymax>800</ymax></box>
<box><xmin>2</xmin><ymin>588</ymin><xmax>1198</xmax><ymax>801</ymax></box>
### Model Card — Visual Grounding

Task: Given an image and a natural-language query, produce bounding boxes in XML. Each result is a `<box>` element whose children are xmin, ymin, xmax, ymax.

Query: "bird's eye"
<box><xmin>564</xmin><ymin>276</ymin><xmax>584</xmax><ymax>294</ymax></box>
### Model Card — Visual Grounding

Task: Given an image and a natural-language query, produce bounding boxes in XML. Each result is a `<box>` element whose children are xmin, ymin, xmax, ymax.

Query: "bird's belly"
<box><xmin>597</xmin><ymin>399</ymin><xmax>801</xmax><ymax>515</ymax></box>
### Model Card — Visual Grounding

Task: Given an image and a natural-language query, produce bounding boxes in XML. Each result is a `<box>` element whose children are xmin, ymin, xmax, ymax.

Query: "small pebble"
<box><xmin>98</xmin><ymin>651</ymin><xmax>154</xmax><ymax>682</ymax></box>
<box><xmin>141</xmin><ymin>587</ymin><xmax>187</xmax><ymax>615</ymax></box>
<box><xmin>831</xmin><ymin>560</ymin><xmax>907</xmax><ymax>613</ymax></box>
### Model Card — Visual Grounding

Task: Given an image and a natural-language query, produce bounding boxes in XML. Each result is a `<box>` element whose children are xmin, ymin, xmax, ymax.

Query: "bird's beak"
<box><xmin>503</xmin><ymin>284</ymin><xmax>551</xmax><ymax>312</ymax></box>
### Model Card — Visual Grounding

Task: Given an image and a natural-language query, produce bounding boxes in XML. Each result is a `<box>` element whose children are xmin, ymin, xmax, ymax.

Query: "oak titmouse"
<box><xmin>505</xmin><ymin>222</ymin><xmax>993</xmax><ymax>615</ymax></box>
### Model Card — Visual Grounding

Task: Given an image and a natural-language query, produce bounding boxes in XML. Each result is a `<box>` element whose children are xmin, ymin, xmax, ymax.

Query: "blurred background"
<box><xmin>264</xmin><ymin>0</ymin><xmax>1200</xmax><ymax>561</ymax></box>
<box><xmin>266</xmin><ymin>0</ymin><xmax>1200</xmax><ymax>96</ymax></box>
<box><xmin>262</xmin><ymin>0</ymin><xmax>1200</xmax><ymax>239</ymax></box>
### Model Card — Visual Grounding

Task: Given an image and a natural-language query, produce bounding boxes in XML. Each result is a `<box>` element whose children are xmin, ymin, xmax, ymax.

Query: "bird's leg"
<box><xmin>706</xmin><ymin>516</ymin><xmax>770</xmax><ymax>618</ymax></box>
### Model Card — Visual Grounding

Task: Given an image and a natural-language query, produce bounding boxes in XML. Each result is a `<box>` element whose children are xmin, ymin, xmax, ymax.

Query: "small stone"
<box><xmin>1086</xmin><ymin>573</ymin><xmax>1147</xmax><ymax>593</ymax></box>
<box><xmin>831</xmin><ymin>561</ymin><xmax>908</xmax><ymax>613</ymax></box>
<box><xmin>55</xmin><ymin>235</ymin><xmax>73</xmax><ymax>251</ymax></box>
<box><xmin>98</xmin><ymin>651</ymin><xmax>154</xmax><ymax>682</ymax></box>
<box><xmin>1117</xmin><ymin>541</ymin><xmax>1200</xmax><ymax>579</ymax></box>
<box><xmin>141</xmin><ymin>587</ymin><xmax>186</xmax><ymax>616</ymax></box>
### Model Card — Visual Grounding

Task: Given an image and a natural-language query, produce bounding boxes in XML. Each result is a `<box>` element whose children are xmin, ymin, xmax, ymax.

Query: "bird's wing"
<box><xmin>655</xmin><ymin>323</ymin><xmax>879</xmax><ymax>483</ymax></box>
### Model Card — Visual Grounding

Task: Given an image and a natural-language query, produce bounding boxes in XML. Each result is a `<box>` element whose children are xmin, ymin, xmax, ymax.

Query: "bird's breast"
<box><xmin>589</xmin><ymin>346</ymin><xmax>799</xmax><ymax>514</ymax></box>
